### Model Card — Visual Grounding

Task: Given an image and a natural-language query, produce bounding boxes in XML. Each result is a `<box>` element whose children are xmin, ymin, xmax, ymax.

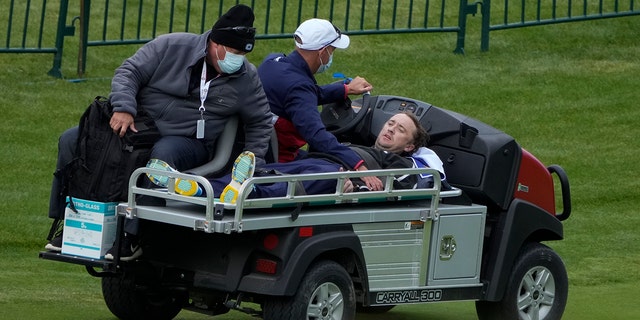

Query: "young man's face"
<box><xmin>374</xmin><ymin>113</ymin><xmax>417</xmax><ymax>154</ymax></box>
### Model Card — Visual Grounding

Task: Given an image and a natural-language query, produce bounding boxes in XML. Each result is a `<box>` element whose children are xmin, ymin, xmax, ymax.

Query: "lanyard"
<box><xmin>197</xmin><ymin>62</ymin><xmax>214</xmax><ymax>139</ymax></box>
<box><xmin>199</xmin><ymin>62</ymin><xmax>213</xmax><ymax>111</ymax></box>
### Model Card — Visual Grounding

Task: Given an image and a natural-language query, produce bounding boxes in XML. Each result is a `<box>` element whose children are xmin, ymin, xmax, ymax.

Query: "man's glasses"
<box><xmin>217</xmin><ymin>26</ymin><xmax>256</xmax><ymax>36</ymax></box>
<box><xmin>322</xmin><ymin>24</ymin><xmax>342</xmax><ymax>47</ymax></box>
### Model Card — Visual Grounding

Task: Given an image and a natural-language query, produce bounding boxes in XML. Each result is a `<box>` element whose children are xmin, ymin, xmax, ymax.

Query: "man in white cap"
<box><xmin>258</xmin><ymin>18</ymin><xmax>382</xmax><ymax>191</ymax></box>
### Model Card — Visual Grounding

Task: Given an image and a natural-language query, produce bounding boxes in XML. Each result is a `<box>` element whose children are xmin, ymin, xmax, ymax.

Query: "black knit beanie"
<box><xmin>209</xmin><ymin>4</ymin><xmax>255</xmax><ymax>52</ymax></box>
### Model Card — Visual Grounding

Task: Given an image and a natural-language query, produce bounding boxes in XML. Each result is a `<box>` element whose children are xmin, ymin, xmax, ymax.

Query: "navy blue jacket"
<box><xmin>258</xmin><ymin>50</ymin><xmax>363</xmax><ymax>168</ymax></box>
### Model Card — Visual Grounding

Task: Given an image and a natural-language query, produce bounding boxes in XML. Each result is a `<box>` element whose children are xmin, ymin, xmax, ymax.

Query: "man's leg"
<box><xmin>138</xmin><ymin>154</ymin><xmax>346</xmax><ymax>201</ymax></box>
<box><xmin>48</xmin><ymin>127</ymin><xmax>78</xmax><ymax>219</ymax></box>
<box><xmin>45</xmin><ymin>127</ymin><xmax>79</xmax><ymax>251</ymax></box>
<box><xmin>207</xmin><ymin>157</ymin><xmax>343</xmax><ymax>200</ymax></box>
<box><xmin>250</xmin><ymin>159</ymin><xmax>342</xmax><ymax>198</ymax></box>
<box><xmin>107</xmin><ymin>136</ymin><xmax>210</xmax><ymax>261</ymax></box>
<box><xmin>124</xmin><ymin>136</ymin><xmax>210</xmax><ymax>234</ymax></box>
<box><xmin>149</xmin><ymin>136</ymin><xmax>212</xmax><ymax>172</ymax></box>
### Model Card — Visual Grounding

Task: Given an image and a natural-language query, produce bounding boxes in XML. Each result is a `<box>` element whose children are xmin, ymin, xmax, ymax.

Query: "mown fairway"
<box><xmin>1</xmin><ymin>13</ymin><xmax>638</xmax><ymax>320</ymax></box>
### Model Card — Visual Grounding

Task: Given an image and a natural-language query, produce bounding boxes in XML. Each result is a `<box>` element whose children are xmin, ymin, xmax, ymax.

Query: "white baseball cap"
<box><xmin>294</xmin><ymin>18</ymin><xmax>350</xmax><ymax>50</ymax></box>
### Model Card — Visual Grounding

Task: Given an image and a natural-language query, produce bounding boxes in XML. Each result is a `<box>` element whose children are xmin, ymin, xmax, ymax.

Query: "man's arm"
<box><xmin>239</xmin><ymin>62</ymin><xmax>274</xmax><ymax>166</ymax></box>
<box><xmin>287</xmin><ymin>86</ymin><xmax>363</xmax><ymax>168</ymax></box>
<box><xmin>318</xmin><ymin>76</ymin><xmax>373</xmax><ymax>104</ymax></box>
<box><xmin>109</xmin><ymin>39</ymin><xmax>163</xmax><ymax>116</ymax></box>
<box><xmin>317</xmin><ymin>81</ymin><xmax>345</xmax><ymax>104</ymax></box>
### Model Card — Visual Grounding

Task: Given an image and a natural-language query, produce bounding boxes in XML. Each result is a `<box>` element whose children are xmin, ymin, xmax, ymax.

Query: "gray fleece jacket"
<box><xmin>109</xmin><ymin>31</ymin><xmax>273</xmax><ymax>163</ymax></box>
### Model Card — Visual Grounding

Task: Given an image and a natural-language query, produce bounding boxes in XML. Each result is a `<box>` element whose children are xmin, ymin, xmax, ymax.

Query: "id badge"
<box><xmin>196</xmin><ymin>119</ymin><xmax>205</xmax><ymax>139</ymax></box>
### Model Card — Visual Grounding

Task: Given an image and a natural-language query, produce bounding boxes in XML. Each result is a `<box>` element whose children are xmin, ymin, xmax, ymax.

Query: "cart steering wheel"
<box><xmin>321</xmin><ymin>93</ymin><xmax>372</xmax><ymax>135</ymax></box>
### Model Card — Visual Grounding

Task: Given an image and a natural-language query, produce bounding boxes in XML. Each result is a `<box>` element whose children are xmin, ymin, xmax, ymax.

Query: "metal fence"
<box><xmin>74</xmin><ymin>0</ymin><xmax>466</xmax><ymax>77</ymax></box>
<box><xmin>0</xmin><ymin>0</ymin><xmax>471</xmax><ymax>78</ymax></box>
<box><xmin>479</xmin><ymin>0</ymin><xmax>640</xmax><ymax>50</ymax></box>
<box><xmin>1</xmin><ymin>0</ymin><xmax>72</xmax><ymax>77</ymax></box>
<box><xmin>2</xmin><ymin>0</ymin><xmax>638</xmax><ymax>78</ymax></box>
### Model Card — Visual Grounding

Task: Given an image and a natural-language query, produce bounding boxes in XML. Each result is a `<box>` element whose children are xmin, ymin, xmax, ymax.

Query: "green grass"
<box><xmin>1</xmin><ymin>14</ymin><xmax>639</xmax><ymax>319</ymax></box>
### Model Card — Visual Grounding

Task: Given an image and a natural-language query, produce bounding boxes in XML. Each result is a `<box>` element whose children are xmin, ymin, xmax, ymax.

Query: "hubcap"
<box><xmin>306</xmin><ymin>282</ymin><xmax>344</xmax><ymax>320</ymax></box>
<box><xmin>517</xmin><ymin>266</ymin><xmax>556</xmax><ymax>320</ymax></box>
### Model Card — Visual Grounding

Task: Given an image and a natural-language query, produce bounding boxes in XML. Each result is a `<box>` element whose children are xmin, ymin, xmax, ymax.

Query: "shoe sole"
<box><xmin>147</xmin><ymin>159</ymin><xmax>202</xmax><ymax>196</ymax></box>
<box><xmin>220</xmin><ymin>151</ymin><xmax>255</xmax><ymax>204</ymax></box>
<box><xmin>146</xmin><ymin>159</ymin><xmax>176</xmax><ymax>187</ymax></box>
<box><xmin>175</xmin><ymin>178</ymin><xmax>201</xmax><ymax>196</ymax></box>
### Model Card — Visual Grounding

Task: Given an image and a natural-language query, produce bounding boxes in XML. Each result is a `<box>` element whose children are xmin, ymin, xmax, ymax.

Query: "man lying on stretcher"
<box><xmin>147</xmin><ymin>111</ymin><xmax>448</xmax><ymax>203</ymax></box>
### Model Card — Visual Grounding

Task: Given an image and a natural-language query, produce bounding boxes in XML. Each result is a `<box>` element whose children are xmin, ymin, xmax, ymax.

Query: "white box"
<box><xmin>61</xmin><ymin>198</ymin><xmax>118</xmax><ymax>259</ymax></box>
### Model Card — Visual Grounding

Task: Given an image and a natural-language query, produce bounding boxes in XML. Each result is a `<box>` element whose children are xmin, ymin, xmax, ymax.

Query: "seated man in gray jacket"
<box><xmin>46</xmin><ymin>5</ymin><xmax>272</xmax><ymax>261</ymax></box>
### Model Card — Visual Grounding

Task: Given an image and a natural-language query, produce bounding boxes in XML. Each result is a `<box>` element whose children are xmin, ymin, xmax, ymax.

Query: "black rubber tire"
<box><xmin>101</xmin><ymin>271</ymin><xmax>185</xmax><ymax>320</ymax></box>
<box><xmin>476</xmin><ymin>242</ymin><xmax>568</xmax><ymax>320</ymax></box>
<box><xmin>262</xmin><ymin>260</ymin><xmax>356</xmax><ymax>320</ymax></box>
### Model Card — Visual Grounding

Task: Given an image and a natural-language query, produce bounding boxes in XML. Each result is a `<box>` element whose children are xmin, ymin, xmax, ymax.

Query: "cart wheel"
<box><xmin>102</xmin><ymin>271</ymin><xmax>185</xmax><ymax>320</ymax></box>
<box><xmin>476</xmin><ymin>242</ymin><xmax>568</xmax><ymax>320</ymax></box>
<box><xmin>263</xmin><ymin>260</ymin><xmax>356</xmax><ymax>320</ymax></box>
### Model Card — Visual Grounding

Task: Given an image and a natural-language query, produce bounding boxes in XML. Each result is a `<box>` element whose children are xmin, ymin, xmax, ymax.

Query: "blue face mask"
<box><xmin>217</xmin><ymin>46</ymin><xmax>245</xmax><ymax>74</ymax></box>
<box><xmin>316</xmin><ymin>52</ymin><xmax>333</xmax><ymax>74</ymax></box>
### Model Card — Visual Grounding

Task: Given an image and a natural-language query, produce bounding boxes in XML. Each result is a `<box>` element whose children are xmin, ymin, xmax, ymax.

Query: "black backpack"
<box><xmin>66</xmin><ymin>96</ymin><xmax>160</xmax><ymax>202</ymax></box>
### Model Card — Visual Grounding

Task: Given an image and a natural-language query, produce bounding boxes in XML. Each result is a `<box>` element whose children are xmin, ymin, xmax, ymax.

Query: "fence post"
<box><xmin>480</xmin><ymin>0</ymin><xmax>491</xmax><ymax>51</ymax></box>
<box><xmin>455</xmin><ymin>0</ymin><xmax>469</xmax><ymax>54</ymax></box>
<box><xmin>77</xmin><ymin>0</ymin><xmax>90</xmax><ymax>78</ymax></box>
<box><xmin>47</xmin><ymin>0</ymin><xmax>71</xmax><ymax>78</ymax></box>
<box><xmin>455</xmin><ymin>0</ymin><xmax>482</xmax><ymax>54</ymax></box>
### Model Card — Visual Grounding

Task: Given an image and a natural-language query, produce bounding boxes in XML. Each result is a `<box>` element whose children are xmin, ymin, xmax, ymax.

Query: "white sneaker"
<box><xmin>44</xmin><ymin>233</ymin><xmax>63</xmax><ymax>252</ymax></box>
<box><xmin>104</xmin><ymin>234</ymin><xmax>142</xmax><ymax>261</ymax></box>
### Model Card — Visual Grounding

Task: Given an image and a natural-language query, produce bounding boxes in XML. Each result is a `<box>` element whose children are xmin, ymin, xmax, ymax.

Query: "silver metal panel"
<box><xmin>354</xmin><ymin>221</ymin><xmax>430</xmax><ymax>290</ymax></box>
<box><xmin>223</xmin><ymin>205</ymin><xmax>428</xmax><ymax>232</ymax></box>
<box><xmin>119</xmin><ymin>202</ymin><xmax>207</xmax><ymax>231</ymax></box>
<box><xmin>428</xmin><ymin>209</ymin><xmax>486</xmax><ymax>286</ymax></box>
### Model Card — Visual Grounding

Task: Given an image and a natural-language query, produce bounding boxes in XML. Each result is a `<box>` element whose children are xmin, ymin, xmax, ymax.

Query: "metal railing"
<box><xmin>2</xmin><ymin>0</ymin><xmax>465</xmax><ymax>78</ymax></box>
<box><xmin>478</xmin><ymin>0</ymin><xmax>640</xmax><ymax>50</ymax></box>
<box><xmin>1</xmin><ymin>0</ymin><xmax>72</xmax><ymax>77</ymax></box>
<box><xmin>74</xmin><ymin>0</ymin><xmax>465</xmax><ymax>77</ymax></box>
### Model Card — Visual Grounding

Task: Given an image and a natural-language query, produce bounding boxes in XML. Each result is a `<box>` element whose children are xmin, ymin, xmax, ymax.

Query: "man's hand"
<box><xmin>346</xmin><ymin>76</ymin><xmax>373</xmax><ymax>95</ymax></box>
<box><xmin>109</xmin><ymin>111</ymin><xmax>137</xmax><ymax>137</ymax></box>
<box><xmin>342</xmin><ymin>179</ymin><xmax>354</xmax><ymax>193</ymax></box>
<box><xmin>357</xmin><ymin>165</ymin><xmax>383</xmax><ymax>191</ymax></box>
<box><xmin>339</xmin><ymin>167</ymin><xmax>355</xmax><ymax>193</ymax></box>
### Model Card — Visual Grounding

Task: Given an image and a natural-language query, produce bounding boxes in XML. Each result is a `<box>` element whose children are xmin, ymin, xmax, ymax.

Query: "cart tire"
<box><xmin>262</xmin><ymin>260</ymin><xmax>356</xmax><ymax>320</ymax></box>
<box><xmin>476</xmin><ymin>242</ymin><xmax>568</xmax><ymax>320</ymax></box>
<box><xmin>102</xmin><ymin>271</ymin><xmax>185</xmax><ymax>320</ymax></box>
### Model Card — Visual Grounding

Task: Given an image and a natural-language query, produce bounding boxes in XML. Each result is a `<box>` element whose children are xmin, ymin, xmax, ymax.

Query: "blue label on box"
<box><xmin>67</xmin><ymin>197</ymin><xmax>117</xmax><ymax>215</ymax></box>
<box><xmin>65</xmin><ymin>219</ymin><xmax>104</xmax><ymax>232</ymax></box>
<box><xmin>62</xmin><ymin>242</ymin><xmax>101</xmax><ymax>252</ymax></box>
